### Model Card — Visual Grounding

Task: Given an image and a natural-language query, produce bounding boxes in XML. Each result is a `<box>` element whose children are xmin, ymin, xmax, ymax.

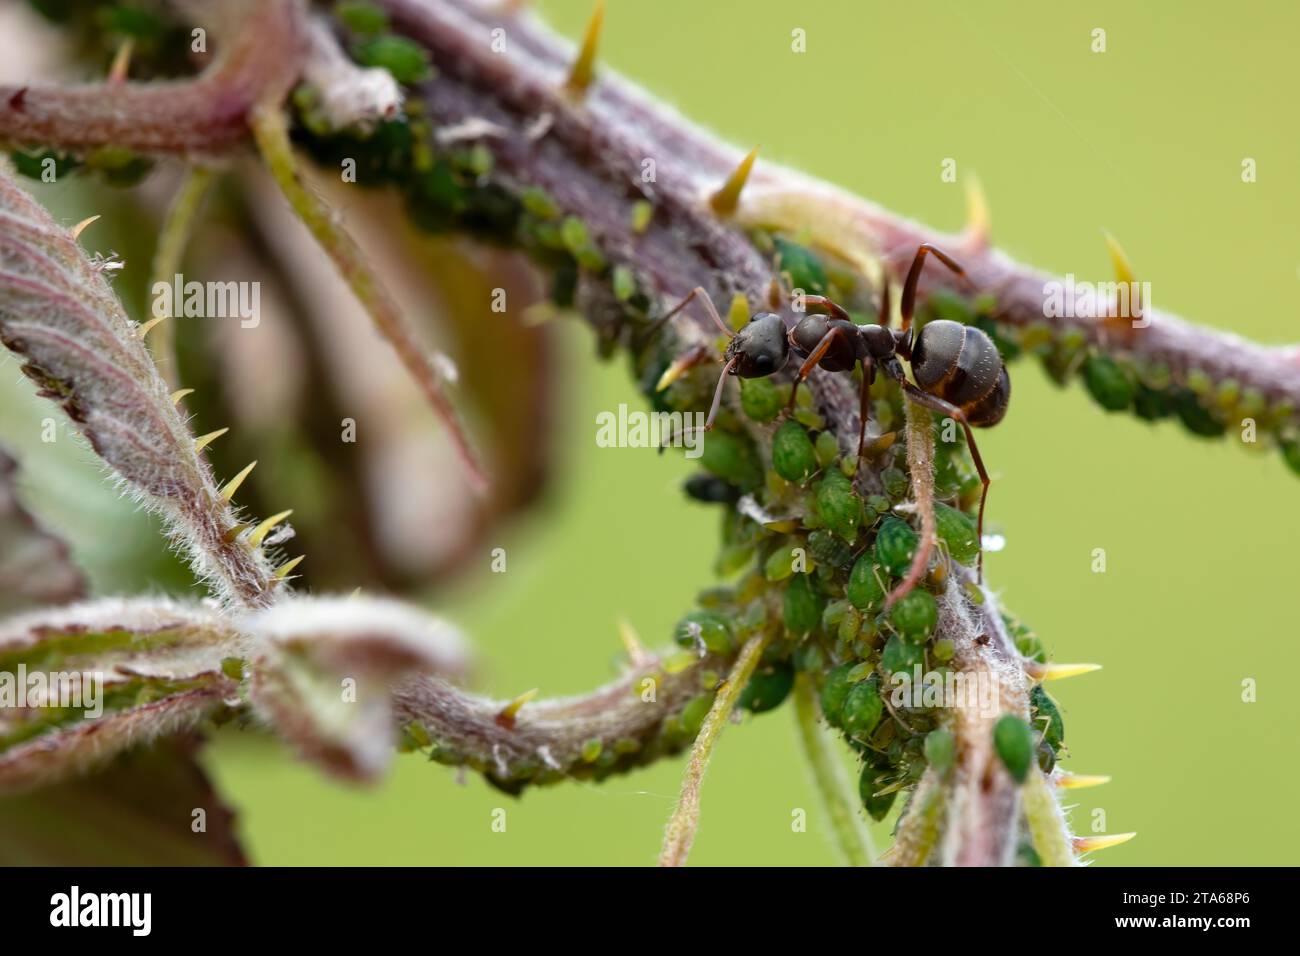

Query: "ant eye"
<box><xmin>754</xmin><ymin>354</ymin><xmax>772</xmax><ymax>372</ymax></box>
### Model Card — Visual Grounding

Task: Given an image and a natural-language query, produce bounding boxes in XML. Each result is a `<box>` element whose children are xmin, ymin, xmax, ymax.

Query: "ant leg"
<box><xmin>783</xmin><ymin>326</ymin><xmax>850</xmax><ymax>415</ymax></box>
<box><xmin>660</xmin><ymin>356</ymin><xmax>737</xmax><ymax>452</ymax></box>
<box><xmin>856</xmin><ymin>357</ymin><xmax>874</xmax><ymax>463</ymax></box>
<box><xmin>799</xmin><ymin>294</ymin><xmax>853</xmax><ymax>323</ymax></box>
<box><xmin>897</xmin><ymin>382</ymin><xmax>991</xmax><ymax>583</ymax></box>
<box><xmin>900</xmin><ymin>243</ymin><xmax>966</xmax><ymax>332</ymax></box>
<box><xmin>638</xmin><ymin>286</ymin><xmax>734</xmax><ymax>350</ymax></box>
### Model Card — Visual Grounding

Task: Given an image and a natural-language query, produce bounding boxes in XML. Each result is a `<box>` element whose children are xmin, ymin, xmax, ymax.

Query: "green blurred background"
<box><xmin>5</xmin><ymin>0</ymin><xmax>1300</xmax><ymax>865</ymax></box>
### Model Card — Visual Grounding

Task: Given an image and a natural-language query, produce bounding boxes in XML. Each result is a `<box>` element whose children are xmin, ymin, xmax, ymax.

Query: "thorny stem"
<box><xmin>1024</xmin><ymin>770</ymin><xmax>1077</xmax><ymax>867</ymax></box>
<box><xmin>247</xmin><ymin>103</ymin><xmax>489</xmax><ymax>493</ymax></box>
<box><xmin>886</xmin><ymin>768</ymin><xmax>947</xmax><ymax>866</ymax></box>
<box><xmin>0</xmin><ymin>0</ymin><xmax>305</xmax><ymax>159</ymax></box>
<box><xmin>792</xmin><ymin>673</ymin><xmax>874</xmax><ymax>867</ymax></box>
<box><xmin>658</xmin><ymin>631</ymin><xmax>769</xmax><ymax>868</ymax></box>
<box><xmin>146</xmin><ymin>166</ymin><xmax>216</xmax><ymax>388</ymax></box>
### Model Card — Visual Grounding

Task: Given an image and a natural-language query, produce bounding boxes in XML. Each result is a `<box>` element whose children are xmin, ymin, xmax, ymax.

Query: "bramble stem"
<box><xmin>247</xmin><ymin>103</ymin><xmax>489</xmax><ymax>493</ymax></box>
<box><xmin>887</xmin><ymin>769</ymin><xmax>947</xmax><ymax>866</ymax></box>
<box><xmin>658</xmin><ymin>632</ymin><xmax>769</xmax><ymax>867</ymax></box>
<box><xmin>792</xmin><ymin>674</ymin><xmax>874</xmax><ymax>867</ymax></box>
<box><xmin>146</xmin><ymin>167</ymin><xmax>215</xmax><ymax>388</ymax></box>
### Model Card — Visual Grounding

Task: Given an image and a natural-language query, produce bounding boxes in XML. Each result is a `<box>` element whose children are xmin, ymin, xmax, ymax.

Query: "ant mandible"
<box><xmin>652</xmin><ymin>243</ymin><xmax>1009</xmax><ymax>581</ymax></box>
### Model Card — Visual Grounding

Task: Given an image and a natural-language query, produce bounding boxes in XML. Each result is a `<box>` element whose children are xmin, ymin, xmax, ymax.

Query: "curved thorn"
<box><xmin>962</xmin><ymin>173</ymin><xmax>991</xmax><ymax>249</ymax></box>
<box><xmin>108</xmin><ymin>38</ymin><xmax>134</xmax><ymax>85</ymax></box>
<box><xmin>136</xmin><ymin>315</ymin><xmax>168</xmax><ymax>339</ymax></box>
<box><xmin>1054</xmin><ymin>771</ymin><xmax>1112</xmax><ymax>790</ymax></box>
<box><xmin>709</xmin><ymin>145</ymin><xmax>760</xmax><ymax>216</ymax></box>
<box><xmin>219</xmin><ymin>460</ymin><xmax>258</xmax><ymax>502</ymax></box>
<box><xmin>1028</xmin><ymin>661</ymin><xmax>1103</xmax><ymax>682</ymax></box>
<box><xmin>1073</xmin><ymin>832</ymin><xmax>1136</xmax><ymax>854</ymax></box>
<box><xmin>617</xmin><ymin>617</ymin><xmax>652</xmax><ymax>669</ymax></box>
<box><xmin>70</xmin><ymin>215</ymin><xmax>100</xmax><ymax>241</ymax></box>
<box><xmin>273</xmin><ymin>554</ymin><xmax>305</xmax><ymax>580</ymax></box>
<box><xmin>496</xmin><ymin>687</ymin><xmax>540</xmax><ymax>728</ymax></box>
<box><xmin>169</xmin><ymin>388</ymin><xmax>195</xmax><ymax>405</ymax></box>
<box><xmin>564</xmin><ymin>0</ymin><xmax>605</xmax><ymax>96</ymax></box>
<box><xmin>194</xmin><ymin>427</ymin><xmax>229</xmax><ymax>452</ymax></box>
<box><xmin>248</xmin><ymin>509</ymin><xmax>292</xmax><ymax>547</ymax></box>
<box><xmin>1101</xmin><ymin>229</ymin><xmax>1135</xmax><ymax>287</ymax></box>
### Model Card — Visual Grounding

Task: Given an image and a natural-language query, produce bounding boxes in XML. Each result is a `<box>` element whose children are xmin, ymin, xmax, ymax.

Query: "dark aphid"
<box><xmin>648</xmin><ymin>243</ymin><xmax>1010</xmax><ymax>581</ymax></box>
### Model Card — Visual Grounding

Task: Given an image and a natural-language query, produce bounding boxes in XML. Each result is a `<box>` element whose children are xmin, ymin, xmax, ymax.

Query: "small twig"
<box><xmin>659</xmin><ymin>631</ymin><xmax>769</xmax><ymax>868</ymax></box>
<box><xmin>247</xmin><ymin>103</ymin><xmax>489</xmax><ymax>493</ymax></box>
<box><xmin>792</xmin><ymin>673</ymin><xmax>874</xmax><ymax>867</ymax></box>
<box><xmin>145</xmin><ymin>167</ymin><xmax>216</xmax><ymax>388</ymax></box>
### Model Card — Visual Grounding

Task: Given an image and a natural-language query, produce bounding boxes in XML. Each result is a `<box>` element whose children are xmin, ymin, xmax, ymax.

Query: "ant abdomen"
<box><xmin>911</xmin><ymin>320</ymin><xmax>1010</xmax><ymax>427</ymax></box>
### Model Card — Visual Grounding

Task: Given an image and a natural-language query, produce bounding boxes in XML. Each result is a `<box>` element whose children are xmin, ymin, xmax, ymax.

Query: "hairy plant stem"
<box><xmin>887</xmin><ymin>768</ymin><xmax>947</xmax><ymax>866</ymax></box>
<box><xmin>659</xmin><ymin>632</ymin><xmax>769</xmax><ymax>867</ymax></box>
<box><xmin>792</xmin><ymin>673</ymin><xmax>874</xmax><ymax>867</ymax></box>
<box><xmin>1024</xmin><ymin>769</ymin><xmax>1077</xmax><ymax>867</ymax></box>
<box><xmin>247</xmin><ymin>102</ymin><xmax>488</xmax><ymax>493</ymax></box>
<box><xmin>146</xmin><ymin>166</ymin><xmax>216</xmax><ymax>388</ymax></box>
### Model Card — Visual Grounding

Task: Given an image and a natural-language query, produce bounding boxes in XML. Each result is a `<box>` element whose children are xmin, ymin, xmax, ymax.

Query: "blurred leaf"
<box><xmin>0</xmin><ymin>445</ymin><xmax>86</xmax><ymax>614</ymax></box>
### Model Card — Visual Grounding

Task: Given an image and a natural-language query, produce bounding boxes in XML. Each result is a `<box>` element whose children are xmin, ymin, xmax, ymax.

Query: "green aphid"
<box><xmin>740</xmin><ymin>376</ymin><xmax>785</xmax><ymax>422</ymax></box>
<box><xmin>352</xmin><ymin>34</ymin><xmax>432</xmax><ymax>84</ymax></box>
<box><xmin>874</xmin><ymin>516</ymin><xmax>918</xmax><ymax>576</ymax></box>
<box><xmin>738</xmin><ymin>661</ymin><xmax>795</xmax><ymax>713</ymax></box>
<box><xmin>836</xmin><ymin>605</ymin><xmax>862</xmax><ymax>644</ymax></box>
<box><xmin>815</xmin><ymin>469</ymin><xmax>862</xmax><ymax>542</ymax></box>
<box><xmin>881</xmin><ymin>467</ymin><xmax>910</xmax><ymax>500</ymax></box>
<box><xmin>880</xmin><ymin>634</ymin><xmax>923</xmax><ymax>676</ymax></box>
<box><xmin>219</xmin><ymin>657</ymin><xmax>244</xmax><ymax>681</ymax></box>
<box><xmin>847</xmin><ymin>554</ymin><xmax>887</xmax><ymax>612</ymax></box>
<box><xmin>581</xmin><ymin>738</ymin><xmax>603</xmax><ymax>763</ymax></box>
<box><xmin>1133</xmin><ymin>383</ymin><xmax>1174</xmax><ymax>421</ymax></box>
<box><xmin>610</xmin><ymin>266</ymin><xmax>635</xmax><ymax>302</ymax></box>
<box><xmin>772</xmin><ymin>236</ymin><xmax>828</xmax><ymax>295</ymax></box>
<box><xmin>519</xmin><ymin>186</ymin><xmax>560</xmax><ymax>220</ymax></box>
<box><xmin>806</xmin><ymin>529</ymin><xmax>855</xmax><ymax>572</ymax></box>
<box><xmin>1030</xmin><ymin>684</ymin><xmax>1065</xmax><ymax>750</ymax></box>
<box><xmin>1282</xmin><ymin>439</ymin><xmax>1300</xmax><ymax>477</ymax></box>
<box><xmin>772</xmin><ymin>420</ymin><xmax>818</xmax><ymax>482</ymax></box>
<box><xmin>1082</xmin><ymin>354</ymin><xmax>1135</xmax><ymax>411</ymax></box>
<box><xmin>680</xmin><ymin>694</ymin><xmax>714</xmax><ymax>739</ymax></box>
<box><xmin>335</xmin><ymin>0</ymin><xmax>390</xmax><ymax>34</ymax></box>
<box><xmin>840</xmin><ymin>676</ymin><xmax>883</xmax><ymax>739</ymax></box>
<box><xmin>782</xmin><ymin>573</ymin><xmax>825</xmax><ymax>636</ymax></box>
<box><xmin>1172</xmin><ymin>389</ymin><xmax>1226</xmax><ymax>437</ymax></box>
<box><xmin>673</xmin><ymin>610</ymin><xmax>733</xmax><ymax>655</ymax></box>
<box><xmin>630</xmin><ymin>200</ymin><xmax>654</xmax><ymax>234</ymax></box>
<box><xmin>859</xmin><ymin>762</ymin><xmax>897</xmax><ymax>821</ymax></box>
<box><xmin>698</xmin><ymin>430</ymin><xmax>762</xmax><ymax>490</ymax></box>
<box><xmin>934</xmin><ymin>503</ymin><xmax>978</xmax><ymax>564</ymax></box>
<box><xmin>763</xmin><ymin>545</ymin><xmax>797</xmax><ymax>582</ymax></box>
<box><xmin>1035</xmin><ymin>738</ymin><xmax>1056</xmax><ymax>774</ymax></box>
<box><xmin>814</xmin><ymin>430</ymin><xmax>839</xmax><ymax>468</ymax></box>
<box><xmin>932</xmin><ymin>637</ymin><xmax>955</xmax><ymax>663</ymax></box>
<box><xmin>819</xmin><ymin>663</ymin><xmax>856</xmax><ymax>728</ymax></box>
<box><xmin>993</xmin><ymin>714</ymin><xmax>1034</xmax><ymax>784</ymax></box>
<box><xmin>924</xmin><ymin>728</ymin><xmax>956</xmax><ymax>777</ymax></box>
<box><xmin>889</xmin><ymin>589</ymin><xmax>937</xmax><ymax>644</ymax></box>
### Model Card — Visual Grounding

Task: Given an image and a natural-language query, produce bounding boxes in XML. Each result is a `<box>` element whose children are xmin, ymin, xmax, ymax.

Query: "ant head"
<box><xmin>726</xmin><ymin>311</ymin><xmax>788</xmax><ymax>378</ymax></box>
<box><xmin>861</xmin><ymin>322</ymin><xmax>899</xmax><ymax>360</ymax></box>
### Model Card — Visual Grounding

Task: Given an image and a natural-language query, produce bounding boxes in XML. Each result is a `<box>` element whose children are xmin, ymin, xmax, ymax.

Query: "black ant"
<box><xmin>650</xmin><ymin>243</ymin><xmax>1010</xmax><ymax>581</ymax></box>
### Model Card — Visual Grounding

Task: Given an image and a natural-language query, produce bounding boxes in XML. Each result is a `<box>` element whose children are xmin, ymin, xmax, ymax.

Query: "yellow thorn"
<box><xmin>248</xmin><ymin>510</ymin><xmax>293</xmax><ymax>547</ymax></box>
<box><xmin>170</xmin><ymin>388</ymin><xmax>195</xmax><ymax>405</ymax></box>
<box><xmin>963</xmin><ymin>173</ymin><xmax>991</xmax><ymax>248</ymax></box>
<box><xmin>496</xmin><ymin>687</ymin><xmax>539</xmax><ymax>727</ymax></box>
<box><xmin>727</xmin><ymin>292</ymin><xmax>750</xmax><ymax>331</ymax></box>
<box><xmin>70</xmin><ymin>215</ymin><xmax>100</xmax><ymax>241</ymax></box>
<box><xmin>219</xmin><ymin>461</ymin><xmax>258</xmax><ymax>502</ymax></box>
<box><xmin>618</xmin><ymin>617</ymin><xmax>652</xmax><ymax>669</ymax></box>
<box><xmin>1028</xmin><ymin>661</ymin><xmax>1102</xmax><ymax>682</ymax></box>
<box><xmin>274</xmin><ymin>554</ymin><xmax>305</xmax><ymax>580</ymax></box>
<box><xmin>655</xmin><ymin>353</ymin><xmax>698</xmax><ymax>392</ymax></box>
<box><xmin>193</xmin><ymin>427</ymin><xmax>229</xmax><ymax>452</ymax></box>
<box><xmin>1055</xmin><ymin>771</ymin><xmax>1113</xmax><ymax>791</ymax></box>
<box><xmin>223</xmin><ymin>523</ymin><xmax>249</xmax><ymax>543</ymax></box>
<box><xmin>136</xmin><ymin>315</ymin><xmax>168</xmax><ymax>340</ymax></box>
<box><xmin>1101</xmin><ymin>230</ymin><xmax>1135</xmax><ymax>287</ymax></box>
<box><xmin>564</xmin><ymin>0</ymin><xmax>605</xmax><ymax>96</ymax></box>
<box><xmin>1073</xmin><ymin>832</ymin><xmax>1136</xmax><ymax>854</ymax></box>
<box><xmin>108</xmin><ymin>37</ymin><xmax>134</xmax><ymax>85</ymax></box>
<box><xmin>709</xmin><ymin>146</ymin><xmax>760</xmax><ymax>216</ymax></box>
